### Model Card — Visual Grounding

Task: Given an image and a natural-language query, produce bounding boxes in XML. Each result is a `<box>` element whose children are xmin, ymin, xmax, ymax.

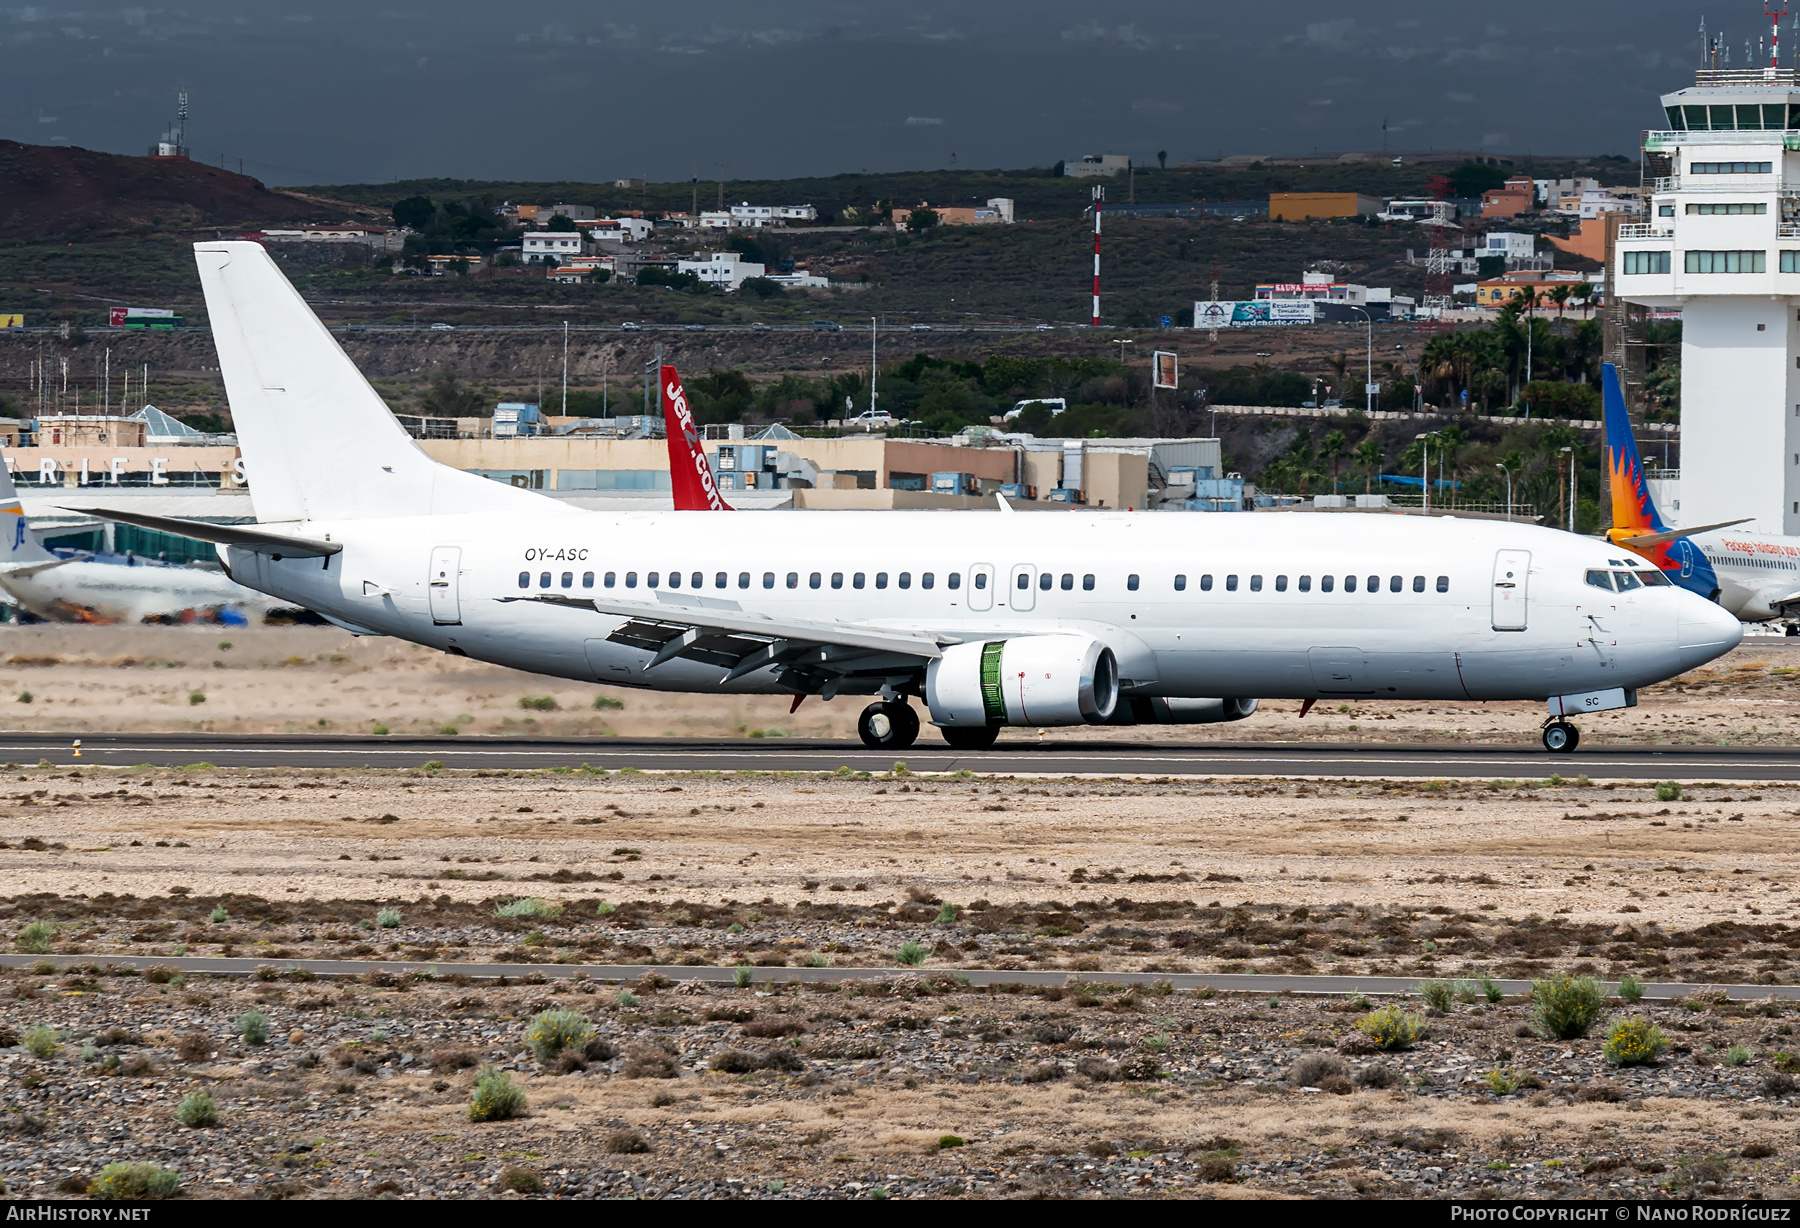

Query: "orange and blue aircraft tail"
<box><xmin>1601</xmin><ymin>362</ymin><xmax>1717</xmax><ymax>596</ymax></box>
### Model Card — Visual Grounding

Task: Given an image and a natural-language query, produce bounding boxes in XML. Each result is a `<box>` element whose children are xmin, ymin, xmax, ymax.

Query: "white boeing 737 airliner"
<box><xmin>69</xmin><ymin>242</ymin><xmax>1744</xmax><ymax>754</ymax></box>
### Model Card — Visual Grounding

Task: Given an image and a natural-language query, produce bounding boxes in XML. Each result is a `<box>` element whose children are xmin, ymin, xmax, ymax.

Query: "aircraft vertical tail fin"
<box><xmin>1601</xmin><ymin>361</ymin><xmax>1667</xmax><ymax>538</ymax></box>
<box><xmin>192</xmin><ymin>241</ymin><xmax>563</xmax><ymax>523</ymax></box>
<box><xmin>661</xmin><ymin>364</ymin><xmax>733</xmax><ymax>511</ymax></box>
<box><xmin>0</xmin><ymin>451</ymin><xmax>56</xmax><ymax>564</ymax></box>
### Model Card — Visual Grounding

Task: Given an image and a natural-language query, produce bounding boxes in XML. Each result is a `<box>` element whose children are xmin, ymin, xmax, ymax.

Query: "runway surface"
<box><xmin>1</xmin><ymin>952</ymin><xmax>1788</xmax><ymax>1001</ymax></box>
<box><xmin>1</xmin><ymin>731</ymin><xmax>1798</xmax><ymax>780</ymax></box>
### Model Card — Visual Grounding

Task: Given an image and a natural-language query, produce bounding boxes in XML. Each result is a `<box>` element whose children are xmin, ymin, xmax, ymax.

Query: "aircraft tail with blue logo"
<box><xmin>0</xmin><ymin>452</ymin><xmax>58</xmax><ymax>568</ymax></box>
<box><xmin>1600</xmin><ymin>362</ymin><xmax>1731</xmax><ymax>599</ymax></box>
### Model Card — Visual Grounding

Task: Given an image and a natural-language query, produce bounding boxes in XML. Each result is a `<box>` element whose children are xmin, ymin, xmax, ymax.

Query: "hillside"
<box><xmin>0</xmin><ymin>140</ymin><xmax>370</xmax><ymax>239</ymax></box>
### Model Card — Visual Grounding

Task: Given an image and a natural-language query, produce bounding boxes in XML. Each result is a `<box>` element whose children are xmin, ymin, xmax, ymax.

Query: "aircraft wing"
<box><xmin>56</xmin><ymin>507</ymin><xmax>343</xmax><ymax>558</ymax></box>
<box><xmin>501</xmin><ymin>592</ymin><xmax>944</xmax><ymax>693</ymax></box>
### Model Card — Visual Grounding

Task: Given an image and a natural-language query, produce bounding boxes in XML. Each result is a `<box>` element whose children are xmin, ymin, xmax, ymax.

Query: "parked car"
<box><xmin>846</xmin><ymin>409</ymin><xmax>895</xmax><ymax>427</ymax></box>
<box><xmin>620</xmin><ymin>321</ymin><xmax>642</xmax><ymax>331</ymax></box>
<box><xmin>909</xmin><ymin>323</ymin><xmax>932</xmax><ymax>332</ymax></box>
<box><xmin>811</xmin><ymin>320</ymin><xmax>843</xmax><ymax>332</ymax></box>
<box><xmin>1035</xmin><ymin>323</ymin><xmax>1054</xmax><ymax>332</ymax></box>
<box><xmin>750</xmin><ymin>322</ymin><xmax>770</xmax><ymax>331</ymax></box>
<box><xmin>685</xmin><ymin>323</ymin><xmax>706</xmax><ymax>332</ymax></box>
<box><xmin>430</xmin><ymin>322</ymin><xmax>455</xmax><ymax>331</ymax></box>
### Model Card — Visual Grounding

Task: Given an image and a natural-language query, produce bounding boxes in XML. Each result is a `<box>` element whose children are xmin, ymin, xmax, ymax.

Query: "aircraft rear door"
<box><xmin>1491</xmin><ymin>549</ymin><xmax>1530</xmax><ymax>631</ymax></box>
<box><xmin>428</xmin><ymin>546</ymin><xmax>462</xmax><ymax>625</ymax></box>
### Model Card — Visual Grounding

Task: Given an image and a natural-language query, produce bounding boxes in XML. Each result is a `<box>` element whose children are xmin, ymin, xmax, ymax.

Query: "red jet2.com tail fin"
<box><xmin>661</xmin><ymin>364</ymin><xmax>733</xmax><ymax>511</ymax></box>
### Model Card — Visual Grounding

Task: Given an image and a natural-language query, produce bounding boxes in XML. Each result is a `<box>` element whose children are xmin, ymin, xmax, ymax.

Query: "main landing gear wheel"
<box><xmin>857</xmin><ymin>701</ymin><xmax>919</xmax><ymax>750</ymax></box>
<box><xmin>1542</xmin><ymin>721</ymin><xmax>1580</xmax><ymax>754</ymax></box>
<box><xmin>941</xmin><ymin>724</ymin><xmax>1001</xmax><ymax>751</ymax></box>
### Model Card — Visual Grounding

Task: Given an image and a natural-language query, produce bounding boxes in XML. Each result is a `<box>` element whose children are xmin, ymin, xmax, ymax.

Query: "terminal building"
<box><xmin>1613</xmin><ymin>63</ymin><xmax>1800</xmax><ymax>535</ymax></box>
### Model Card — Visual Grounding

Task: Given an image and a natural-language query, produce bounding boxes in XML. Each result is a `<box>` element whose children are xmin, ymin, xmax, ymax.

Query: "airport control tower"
<box><xmin>1614</xmin><ymin>16</ymin><xmax>1800</xmax><ymax>535</ymax></box>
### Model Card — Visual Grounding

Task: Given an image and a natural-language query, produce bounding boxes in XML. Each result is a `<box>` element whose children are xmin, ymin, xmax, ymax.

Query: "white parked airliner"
<box><xmin>69</xmin><ymin>242</ymin><xmax>1743</xmax><ymax>754</ymax></box>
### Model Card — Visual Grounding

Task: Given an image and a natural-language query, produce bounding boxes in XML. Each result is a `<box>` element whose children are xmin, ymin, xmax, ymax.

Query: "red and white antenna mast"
<box><xmin>1090</xmin><ymin>185</ymin><xmax>1103</xmax><ymax>327</ymax></box>
<box><xmin>1771</xmin><ymin>2</ymin><xmax>1789</xmax><ymax>67</ymax></box>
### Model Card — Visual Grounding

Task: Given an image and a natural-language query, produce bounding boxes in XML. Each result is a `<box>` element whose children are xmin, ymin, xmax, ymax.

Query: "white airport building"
<box><xmin>1614</xmin><ymin>65</ymin><xmax>1800</xmax><ymax>535</ymax></box>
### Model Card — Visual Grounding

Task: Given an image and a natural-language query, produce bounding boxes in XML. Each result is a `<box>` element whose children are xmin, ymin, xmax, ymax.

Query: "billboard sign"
<box><xmin>109</xmin><ymin>307</ymin><xmax>176</xmax><ymax>326</ymax></box>
<box><xmin>0</xmin><ymin>315</ymin><xmax>21</xmax><ymax>330</ymax></box>
<box><xmin>1193</xmin><ymin>300</ymin><xmax>1316</xmax><ymax>328</ymax></box>
<box><xmin>1152</xmin><ymin>351</ymin><xmax>1178</xmax><ymax>389</ymax></box>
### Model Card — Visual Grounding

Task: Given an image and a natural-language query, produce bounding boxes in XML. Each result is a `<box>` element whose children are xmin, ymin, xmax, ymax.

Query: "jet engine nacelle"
<box><xmin>926</xmin><ymin>635</ymin><xmax>1119</xmax><ymax>727</ymax></box>
<box><xmin>1108</xmin><ymin>696</ymin><xmax>1260</xmax><ymax>725</ymax></box>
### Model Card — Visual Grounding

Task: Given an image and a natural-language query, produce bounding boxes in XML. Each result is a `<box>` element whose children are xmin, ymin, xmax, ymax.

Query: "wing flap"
<box><xmin>504</xmin><ymin>594</ymin><xmax>944</xmax><ymax>660</ymax></box>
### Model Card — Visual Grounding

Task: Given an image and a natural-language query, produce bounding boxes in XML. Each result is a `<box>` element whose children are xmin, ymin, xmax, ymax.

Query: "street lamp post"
<box><xmin>1496</xmin><ymin>462</ymin><xmax>1512</xmax><ymax>522</ymax></box>
<box><xmin>1415</xmin><ymin>431</ymin><xmax>1432</xmax><ymax>514</ymax></box>
<box><xmin>1349</xmin><ymin>306</ymin><xmax>1374</xmax><ymax>415</ymax></box>
<box><xmin>1560</xmin><ymin>445</ymin><xmax>1574</xmax><ymax>531</ymax></box>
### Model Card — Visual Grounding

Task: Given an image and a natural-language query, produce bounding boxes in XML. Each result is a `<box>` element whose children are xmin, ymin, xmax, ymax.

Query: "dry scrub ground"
<box><xmin>0</xmin><ymin>623</ymin><xmax>1798</xmax><ymax>746</ymax></box>
<box><xmin>5</xmin><ymin>766</ymin><xmax>1800</xmax><ymax>1198</ymax></box>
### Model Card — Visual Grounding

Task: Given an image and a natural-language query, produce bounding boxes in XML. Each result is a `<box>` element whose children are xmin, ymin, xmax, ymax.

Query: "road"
<box><xmin>0</xmin><ymin>953</ymin><xmax>1787</xmax><ymax>1001</ymax></box>
<box><xmin>6</xmin><ymin>732</ymin><xmax>1800</xmax><ymax>780</ymax></box>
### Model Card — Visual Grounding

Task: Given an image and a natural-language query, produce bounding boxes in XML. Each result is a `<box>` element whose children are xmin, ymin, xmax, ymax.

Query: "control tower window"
<box><xmin>1665</xmin><ymin>106</ymin><xmax>1685</xmax><ymax>131</ymax></box>
<box><xmin>1683</xmin><ymin>105</ymin><xmax>1708</xmax><ymax>130</ymax></box>
<box><xmin>1765</xmin><ymin>104</ymin><xmax>1788</xmax><ymax>128</ymax></box>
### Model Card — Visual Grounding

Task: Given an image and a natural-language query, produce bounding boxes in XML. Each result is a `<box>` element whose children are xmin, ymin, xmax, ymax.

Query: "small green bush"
<box><xmin>895</xmin><ymin>940</ymin><xmax>927</xmax><ymax>967</ymax></box>
<box><xmin>375</xmin><ymin>907</ymin><xmax>403</xmax><ymax>929</ymax></box>
<box><xmin>16</xmin><ymin>691</ymin><xmax>31</xmax><ymax>704</ymax></box>
<box><xmin>371</xmin><ymin>724</ymin><xmax>390</xmax><ymax>735</ymax></box>
<box><xmin>593</xmin><ymin>695</ymin><xmax>624</xmax><ymax>711</ymax></box>
<box><xmin>733</xmin><ymin>967</ymin><xmax>753</xmax><ymax>988</ymax></box>
<box><xmin>1725</xmin><ymin>1045</ymin><xmax>1754</xmax><ymax>1067</ymax></box>
<box><xmin>938</xmin><ymin>1134</ymin><xmax>965</xmax><ymax>1149</ymax></box>
<box><xmin>175</xmin><ymin>1090</ymin><xmax>218</xmax><ymax>1128</ymax></box>
<box><xmin>1355</xmin><ymin>1005</ymin><xmax>1423</xmax><ymax>1051</ymax></box>
<box><xmin>235</xmin><ymin>1009</ymin><xmax>270</xmax><ymax>1046</ymax></box>
<box><xmin>437</xmin><ymin>724</ymin><xmax>460</xmax><ymax>735</ymax></box>
<box><xmin>525</xmin><ymin>1009</ymin><xmax>596</xmax><ymax>1063</ymax></box>
<box><xmin>188</xmin><ymin>691</ymin><xmax>206</xmax><ymax>706</ymax></box>
<box><xmin>1531</xmin><ymin>975</ymin><xmax>1606</xmax><ymax>1040</ymax></box>
<box><xmin>1617</xmin><ymin>976</ymin><xmax>1644</xmax><ymax>1003</ymax></box>
<box><xmin>24</xmin><ymin>1024</ymin><xmax>61</xmax><ymax>1058</ymax></box>
<box><xmin>1482</xmin><ymin>1067</ymin><xmax>1523</xmax><ymax>1095</ymax></box>
<box><xmin>468</xmin><ymin>1066</ymin><xmax>527</xmax><ymax>1122</ymax></box>
<box><xmin>934</xmin><ymin>902</ymin><xmax>959</xmax><ymax>925</ymax></box>
<box><xmin>519</xmin><ymin>695</ymin><xmax>559</xmax><ymax>712</ymax></box>
<box><xmin>1654</xmin><ymin>780</ymin><xmax>1682</xmax><ymax>802</ymax></box>
<box><xmin>1417</xmin><ymin>979</ymin><xmax>1453</xmax><ymax>1011</ymax></box>
<box><xmin>500</xmin><ymin>1167</ymin><xmax>543</xmax><ymax>1194</ymax></box>
<box><xmin>1477</xmin><ymin>975</ymin><xmax>1504</xmax><ymax>1004</ymax></box>
<box><xmin>1603</xmin><ymin>1016</ymin><xmax>1670</xmax><ymax>1066</ymax></box>
<box><xmin>16</xmin><ymin>920</ymin><xmax>53</xmax><ymax>954</ymax></box>
<box><xmin>90</xmin><ymin>1162</ymin><xmax>180</xmax><ymax>1200</ymax></box>
<box><xmin>209</xmin><ymin>906</ymin><xmax>229</xmax><ymax>923</ymax></box>
<box><xmin>495</xmin><ymin>897</ymin><xmax>559</xmax><ymax>919</ymax></box>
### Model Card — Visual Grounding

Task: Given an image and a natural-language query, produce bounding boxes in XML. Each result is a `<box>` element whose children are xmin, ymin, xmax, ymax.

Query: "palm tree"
<box><xmin>1353</xmin><ymin>436</ymin><xmax>1383</xmax><ymax>493</ymax></box>
<box><xmin>1321</xmin><ymin>429</ymin><xmax>1347</xmax><ymax>493</ymax></box>
<box><xmin>1546</xmin><ymin>284</ymin><xmax>1571</xmax><ymax>321</ymax></box>
<box><xmin>1569</xmin><ymin>282</ymin><xmax>1595</xmax><ymax>318</ymax></box>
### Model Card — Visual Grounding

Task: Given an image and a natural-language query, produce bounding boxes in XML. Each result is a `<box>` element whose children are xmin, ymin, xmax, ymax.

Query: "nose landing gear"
<box><xmin>857</xmin><ymin>700</ymin><xmax>920</xmax><ymax>750</ymax></box>
<box><xmin>1541</xmin><ymin>720</ymin><xmax>1580</xmax><ymax>754</ymax></box>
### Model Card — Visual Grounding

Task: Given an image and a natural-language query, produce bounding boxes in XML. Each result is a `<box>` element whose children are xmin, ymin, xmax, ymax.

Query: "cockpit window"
<box><xmin>1584</xmin><ymin>569</ymin><xmax>1615</xmax><ymax>591</ymax></box>
<box><xmin>1637</xmin><ymin>569</ymin><xmax>1673</xmax><ymax>587</ymax></box>
<box><xmin>1612</xmin><ymin>570</ymin><xmax>1643</xmax><ymax>591</ymax></box>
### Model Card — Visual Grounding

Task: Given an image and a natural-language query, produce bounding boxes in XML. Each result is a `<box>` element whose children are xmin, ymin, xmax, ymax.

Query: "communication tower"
<box><xmin>149</xmin><ymin>91</ymin><xmax>188</xmax><ymax>159</ymax></box>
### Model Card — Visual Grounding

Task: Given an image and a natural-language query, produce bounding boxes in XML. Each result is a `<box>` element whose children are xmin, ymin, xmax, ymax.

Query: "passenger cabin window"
<box><xmin>1127</xmin><ymin>574</ymin><xmax>1140</xmax><ymax>591</ymax></box>
<box><xmin>1039</xmin><ymin>573</ymin><xmax>1052</xmax><ymax>590</ymax></box>
<box><xmin>1436</xmin><ymin>576</ymin><xmax>1449</xmax><ymax>592</ymax></box>
<box><xmin>738</xmin><ymin>572</ymin><xmax>751</xmax><ymax>589</ymax></box>
<box><xmin>1298</xmin><ymin>575</ymin><xmax>1311</xmax><ymax>592</ymax></box>
<box><xmin>715</xmin><ymin>572</ymin><xmax>727</xmax><ymax>589</ymax></box>
<box><xmin>1174</xmin><ymin>574</ymin><xmax>1187</xmax><ymax>591</ymax></box>
<box><xmin>1344</xmin><ymin>575</ymin><xmax>1356</xmax><ymax>592</ymax></box>
<box><xmin>517</xmin><ymin>571</ymin><xmax>529</xmax><ymax>589</ymax></box>
<box><xmin>647</xmin><ymin>572</ymin><xmax>660</xmax><ymax>588</ymax></box>
<box><xmin>922</xmin><ymin>572</ymin><xmax>934</xmax><ymax>589</ymax></box>
<box><xmin>762</xmin><ymin>572</ymin><xmax>775</xmax><ymax>589</ymax></box>
<box><xmin>809</xmin><ymin>572</ymin><xmax>822</xmax><ymax>589</ymax></box>
<box><xmin>1585</xmin><ymin>569</ymin><xmax>1614</xmax><ymax>591</ymax></box>
<box><xmin>605</xmin><ymin>571</ymin><xmax>617</xmax><ymax>588</ymax></box>
<box><xmin>539</xmin><ymin>572</ymin><xmax>551</xmax><ymax>588</ymax></box>
<box><xmin>1321</xmin><ymin>575</ymin><xmax>1333</xmax><ymax>592</ymax></box>
<box><xmin>1082</xmin><ymin>574</ymin><xmax>1095</xmax><ymax>590</ymax></box>
<box><xmin>1612</xmin><ymin>570</ymin><xmax>1643</xmax><ymax>591</ymax></box>
<box><xmin>898</xmin><ymin>572</ymin><xmax>911</xmax><ymax>589</ymax></box>
<box><xmin>854</xmin><ymin>573</ymin><xmax>866</xmax><ymax>589</ymax></box>
<box><xmin>876</xmin><ymin>572</ymin><xmax>889</xmax><ymax>589</ymax></box>
<box><xmin>1061</xmin><ymin>573</ymin><xmax>1074</xmax><ymax>591</ymax></box>
<box><xmin>1411</xmin><ymin>575</ymin><xmax>1425</xmax><ymax>592</ymax></box>
<box><xmin>1200</xmin><ymin>574</ymin><xmax>1213</xmax><ymax>591</ymax></box>
<box><xmin>831</xmin><ymin>572</ymin><xmax>844</xmax><ymax>589</ymax></box>
<box><xmin>1018</xmin><ymin>573</ymin><xmax>1031</xmax><ymax>590</ymax></box>
<box><xmin>1225</xmin><ymin>575</ymin><xmax>1239</xmax><ymax>591</ymax></box>
<box><xmin>1367</xmin><ymin>575</ymin><xmax>1379</xmax><ymax>592</ymax></box>
<box><xmin>971</xmin><ymin>573</ymin><xmax>984</xmax><ymax>590</ymax></box>
<box><xmin>667</xmin><ymin>571</ymin><xmax>680</xmax><ymax>588</ymax></box>
<box><xmin>561</xmin><ymin>571</ymin><xmax>573</xmax><ymax>588</ymax></box>
<box><xmin>582</xmin><ymin>572</ymin><xmax>594</xmax><ymax>588</ymax></box>
<box><xmin>1249</xmin><ymin>575</ymin><xmax>1263</xmax><ymax>592</ymax></box>
<box><xmin>786</xmin><ymin>572</ymin><xmax>799</xmax><ymax>589</ymax></box>
<box><xmin>1274</xmin><ymin>575</ymin><xmax>1287</xmax><ymax>592</ymax></box>
<box><xmin>691</xmin><ymin>572</ymin><xmax>702</xmax><ymax>589</ymax></box>
<box><xmin>947</xmin><ymin>573</ymin><xmax>960</xmax><ymax>590</ymax></box>
<box><xmin>626</xmin><ymin>572</ymin><xmax>639</xmax><ymax>588</ymax></box>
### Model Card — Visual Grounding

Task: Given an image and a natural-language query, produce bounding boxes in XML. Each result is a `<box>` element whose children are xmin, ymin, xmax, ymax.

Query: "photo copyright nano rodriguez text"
<box><xmin>1451</xmin><ymin>1210</ymin><xmax>1791</xmax><ymax>1223</ymax></box>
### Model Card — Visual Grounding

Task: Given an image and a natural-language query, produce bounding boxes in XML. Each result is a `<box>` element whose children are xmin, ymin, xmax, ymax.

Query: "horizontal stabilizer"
<box><xmin>57</xmin><ymin>507</ymin><xmax>342</xmax><ymax>558</ymax></box>
<box><xmin>1613</xmin><ymin>518</ymin><xmax>1753</xmax><ymax>549</ymax></box>
<box><xmin>0</xmin><ymin>557</ymin><xmax>79</xmax><ymax>580</ymax></box>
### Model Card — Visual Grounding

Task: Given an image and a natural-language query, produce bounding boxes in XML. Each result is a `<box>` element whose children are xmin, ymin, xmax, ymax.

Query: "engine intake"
<box><xmin>926</xmin><ymin>635</ymin><xmax>1118</xmax><ymax>727</ymax></box>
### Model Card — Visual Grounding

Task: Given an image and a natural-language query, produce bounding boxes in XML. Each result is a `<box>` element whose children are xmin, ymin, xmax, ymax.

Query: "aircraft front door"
<box><xmin>1491</xmin><ymin>549</ymin><xmax>1530</xmax><ymax>631</ymax></box>
<box><xmin>428</xmin><ymin>546</ymin><xmax>462</xmax><ymax>625</ymax></box>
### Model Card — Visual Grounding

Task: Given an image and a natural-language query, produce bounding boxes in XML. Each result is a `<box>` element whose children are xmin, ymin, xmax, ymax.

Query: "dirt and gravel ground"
<box><xmin>0</xmin><ymin>623</ymin><xmax>1798</xmax><ymax>747</ymax></box>
<box><xmin>5</xmin><ymin>625</ymin><xmax>1800</xmax><ymax>1200</ymax></box>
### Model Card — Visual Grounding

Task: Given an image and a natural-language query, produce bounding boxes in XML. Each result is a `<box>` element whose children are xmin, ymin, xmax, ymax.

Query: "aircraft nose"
<box><xmin>1676</xmin><ymin>595</ymin><xmax>1743</xmax><ymax>672</ymax></box>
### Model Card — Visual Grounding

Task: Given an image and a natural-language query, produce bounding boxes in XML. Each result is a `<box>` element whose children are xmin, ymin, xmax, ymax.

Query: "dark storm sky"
<box><xmin>0</xmin><ymin>2</ymin><xmax>1736</xmax><ymax>186</ymax></box>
